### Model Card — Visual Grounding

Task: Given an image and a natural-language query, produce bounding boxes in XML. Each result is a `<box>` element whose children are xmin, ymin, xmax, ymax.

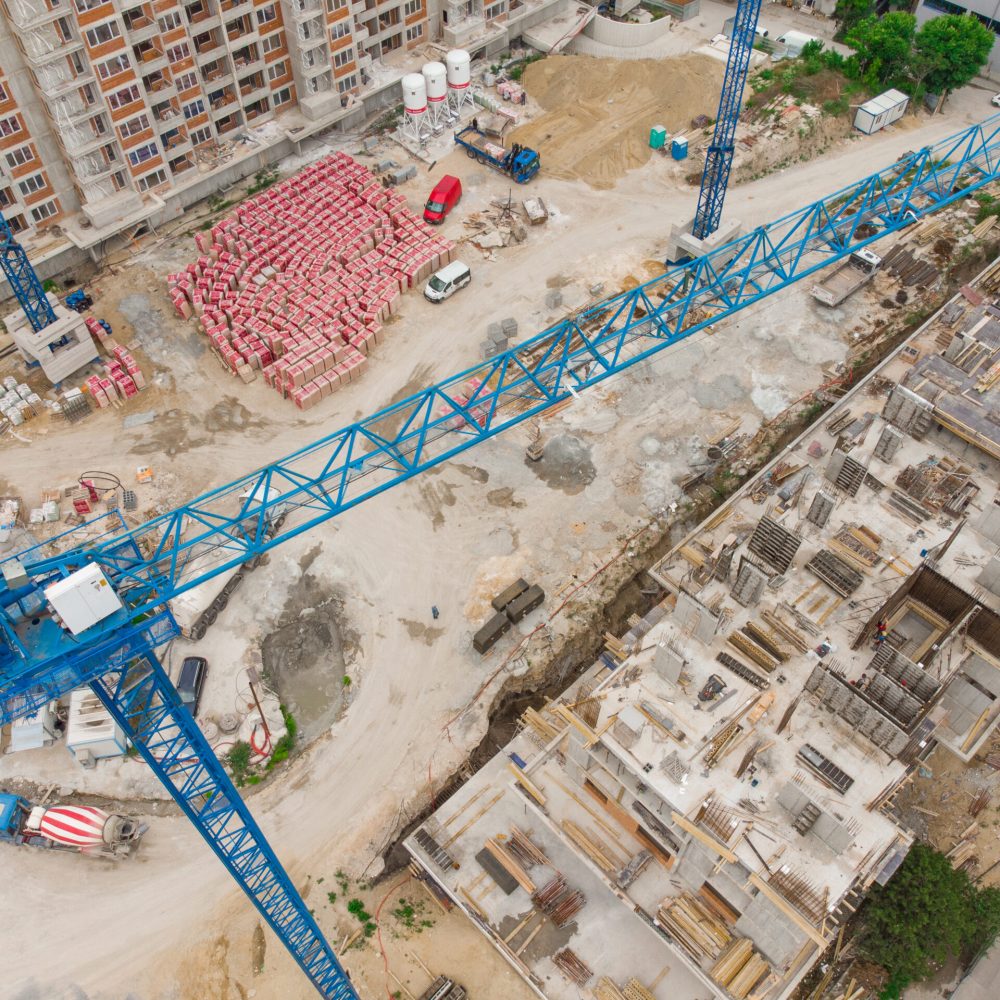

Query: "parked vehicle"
<box><xmin>992</xmin><ymin>93</ymin><xmax>1000</xmax><ymax>108</ymax></box>
<box><xmin>453</xmin><ymin>126</ymin><xmax>540</xmax><ymax>184</ymax></box>
<box><xmin>424</xmin><ymin>261</ymin><xmax>471</xmax><ymax>303</ymax></box>
<box><xmin>424</xmin><ymin>175</ymin><xmax>462</xmax><ymax>225</ymax></box>
<box><xmin>810</xmin><ymin>248</ymin><xmax>882</xmax><ymax>307</ymax></box>
<box><xmin>177</xmin><ymin>656</ymin><xmax>208</xmax><ymax>716</ymax></box>
<box><xmin>0</xmin><ymin>792</ymin><xmax>146</xmax><ymax>858</ymax></box>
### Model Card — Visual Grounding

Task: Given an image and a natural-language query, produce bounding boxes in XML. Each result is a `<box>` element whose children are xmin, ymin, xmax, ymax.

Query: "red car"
<box><xmin>423</xmin><ymin>175</ymin><xmax>462</xmax><ymax>224</ymax></box>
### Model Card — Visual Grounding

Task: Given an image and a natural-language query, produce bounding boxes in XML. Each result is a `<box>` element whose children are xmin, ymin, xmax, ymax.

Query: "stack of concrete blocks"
<box><xmin>873</xmin><ymin>424</ymin><xmax>904</xmax><ymax>464</ymax></box>
<box><xmin>883</xmin><ymin>383</ymin><xmax>934</xmax><ymax>439</ymax></box>
<box><xmin>481</xmin><ymin>318</ymin><xmax>518</xmax><ymax>360</ymax></box>
<box><xmin>167</xmin><ymin>152</ymin><xmax>455</xmax><ymax>411</ymax></box>
<box><xmin>545</xmin><ymin>289</ymin><xmax>563</xmax><ymax>310</ymax></box>
<box><xmin>805</xmin><ymin>489</ymin><xmax>836</xmax><ymax>529</ymax></box>
<box><xmin>732</xmin><ymin>561</ymin><xmax>768</xmax><ymax>607</ymax></box>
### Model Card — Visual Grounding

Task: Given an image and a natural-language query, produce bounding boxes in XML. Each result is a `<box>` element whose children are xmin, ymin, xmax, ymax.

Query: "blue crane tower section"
<box><xmin>2</xmin><ymin>117</ymin><xmax>1000</xmax><ymax>998</ymax></box>
<box><xmin>693</xmin><ymin>0</ymin><xmax>764</xmax><ymax>240</ymax></box>
<box><xmin>0</xmin><ymin>214</ymin><xmax>57</xmax><ymax>332</ymax></box>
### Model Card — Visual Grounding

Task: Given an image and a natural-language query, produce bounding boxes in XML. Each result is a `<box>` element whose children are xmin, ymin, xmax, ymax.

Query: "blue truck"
<box><xmin>453</xmin><ymin>125</ymin><xmax>540</xmax><ymax>184</ymax></box>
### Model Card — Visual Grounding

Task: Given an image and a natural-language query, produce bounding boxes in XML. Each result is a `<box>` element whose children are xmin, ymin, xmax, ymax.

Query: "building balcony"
<box><xmin>73</xmin><ymin>154</ymin><xmax>116</xmax><ymax>184</ymax></box>
<box><xmin>154</xmin><ymin>106</ymin><xmax>184</xmax><ymax>129</ymax></box>
<box><xmin>220</xmin><ymin>0</ymin><xmax>253</xmax><ymax>19</ymax></box>
<box><xmin>245</xmin><ymin>98</ymin><xmax>271</xmax><ymax>122</ymax></box>
<box><xmin>201</xmin><ymin>63</ymin><xmax>234</xmax><ymax>87</ymax></box>
<box><xmin>215</xmin><ymin>112</ymin><xmax>243</xmax><ymax>134</ymax></box>
<box><xmin>4</xmin><ymin>0</ymin><xmax>65</xmax><ymax>31</ymax></box>
<box><xmin>124</xmin><ymin>15</ymin><xmax>159</xmax><ymax>44</ymax></box>
<box><xmin>169</xmin><ymin>153</ymin><xmax>196</xmax><ymax>175</ymax></box>
<box><xmin>195</xmin><ymin>40</ymin><xmax>226</xmax><ymax>65</ymax></box>
<box><xmin>162</xmin><ymin>130</ymin><xmax>192</xmax><ymax>154</ymax></box>
<box><xmin>231</xmin><ymin>50</ymin><xmax>263</xmax><ymax>73</ymax></box>
<box><xmin>187</xmin><ymin>7</ymin><xmax>221</xmax><ymax>29</ymax></box>
<box><xmin>134</xmin><ymin>45</ymin><xmax>168</xmax><ymax>74</ymax></box>
<box><xmin>60</xmin><ymin>127</ymin><xmax>113</xmax><ymax>157</ymax></box>
<box><xmin>239</xmin><ymin>78</ymin><xmax>269</xmax><ymax>102</ymax></box>
<box><xmin>144</xmin><ymin>72</ymin><xmax>178</xmax><ymax>98</ymax></box>
<box><xmin>209</xmin><ymin>91</ymin><xmax>239</xmax><ymax>116</ymax></box>
<box><xmin>22</xmin><ymin>31</ymin><xmax>83</xmax><ymax>67</ymax></box>
<box><xmin>289</xmin><ymin>0</ymin><xmax>323</xmax><ymax>20</ymax></box>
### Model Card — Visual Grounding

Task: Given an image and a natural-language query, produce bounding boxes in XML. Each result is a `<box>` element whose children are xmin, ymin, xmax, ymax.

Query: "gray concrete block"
<box><xmin>545</xmin><ymin>289</ymin><xmax>563</xmax><ymax>309</ymax></box>
<box><xmin>501</xmin><ymin>318</ymin><xmax>518</xmax><ymax>337</ymax></box>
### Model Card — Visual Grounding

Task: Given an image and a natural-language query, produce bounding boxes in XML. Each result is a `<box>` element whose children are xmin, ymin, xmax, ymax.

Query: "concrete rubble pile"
<box><xmin>167</xmin><ymin>152</ymin><xmax>455</xmax><ymax>410</ymax></box>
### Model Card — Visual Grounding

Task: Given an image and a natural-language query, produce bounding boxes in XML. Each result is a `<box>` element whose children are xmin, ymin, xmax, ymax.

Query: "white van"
<box><xmin>424</xmin><ymin>261</ymin><xmax>471</xmax><ymax>303</ymax></box>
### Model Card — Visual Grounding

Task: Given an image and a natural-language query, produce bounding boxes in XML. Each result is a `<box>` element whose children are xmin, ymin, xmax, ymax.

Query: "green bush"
<box><xmin>226</xmin><ymin>741</ymin><xmax>252</xmax><ymax>786</ymax></box>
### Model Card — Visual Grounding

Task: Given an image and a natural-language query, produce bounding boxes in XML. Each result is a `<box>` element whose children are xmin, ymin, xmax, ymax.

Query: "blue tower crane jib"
<box><xmin>3</xmin><ymin>116</ymin><xmax>1000</xmax><ymax>1000</ymax></box>
<box><xmin>0</xmin><ymin>214</ymin><xmax>58</xmax><ymax>332</ymax></box>
<box><xmin>693</xmin><ymin>0</ymin><xmax>764</xmax><ymax>241</ymax></box>
<box><xmin>91</xmin><ymin>650</ymin><xmax>356</xmax><ymax>1000</ymax></box>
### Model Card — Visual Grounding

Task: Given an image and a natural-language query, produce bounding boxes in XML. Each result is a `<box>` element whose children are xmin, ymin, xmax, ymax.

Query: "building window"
<box><xmin>326</xmin><ymin>0</ymin><xmax>347</xmax><ymax>9</ymax></box>
<box><xmin>403</xmin><ymin>0</ymin><xmax>421</xmax><ymax>14</ymax></box>
<box><xmin>256</xmin><ymin>4</ymin><xmax>277</xmax><ymax>25</ymax></box>
<box><xmin>336</xmin><ymin>74</ymin><xmax>356</xmax><ymax>93</ymax></box>
<box><xmin>174</xmin><ymin>70</ymin><xmax>199</xmax><ymax>92</ymax></box>
<box><xmin>158</xmin><ymin>12</ymin><xmax>183</xmax><ymax>32</ymax></box>
<box><xmin>331</xmin><ymin>20</ymin><xmax>350</xmax><ymax>40</ymax></box>
<box><xmin>273</xmin><ymin>86</ymin><xmax>292</xmax><ymax>105</ymax></box>
<box><xmin>118</xmin><ymin>114</ymin><xmax>150</xmax><ymax>139</ymax></box>
<box><xmin>167</xmin><ymin>43</ymin><xmax>191</xmax><ymax>64</ymax></box>
<box><xmin>75</xmin><ymin>0</ymin><xmax>108</xmax><ymax>11</ymax></box>
<box><xmin>30</xmin><ymin>199</ymin><xmax>58</xmax><ymax>223</ymax></box>
<box><xmin>484</xmin><ymin>1</ymin><xmax>503</xmax><ymax>18</ymax></box>
<box><xmin>183</xmin><ymin>99</ymin><xmax>205</xmax><ymax>119</ymax></box>
<box><xmin>128</xmin><ymin>141</ymin><xmax>158</xmax><ymax>166</ymax></box>
<box><xmin>0</xmin><ymin>187</ymin><xmax>14</xmax><ymax>208</ymax></box>
<box><xmin>18</xmin><ymin>173</ymin><xmax>46</xmax><ymax>197</ymax></box>
<box><xmin>333</xmin><ymin>48</ymin><xmax>352</xmax><ymax>68</ymax></box>
<box><xmin>96</xmin><ymin>54</ymin><xmax>131</xmax><ymax>80</ymax></box>
<box><xmin>267</xmin><ymin>60</ymin><xmax>287</xmax><ymax>82</ymax></box>
<box><xmin>405</xmin><ymin>24</ymin><xmax>422</xmax><ymax>41</ymax></box>
<box><xmin>136</xmin><ymin>168</ymin><xmax>167</xmax><ymax>191</ymax></box>
<box><xmin>108</xmin><ymin>84</ymin><xmax>141</xmax><ymax>110</ymax></box>
<box><xmin>111</xmin><ymin>170</ymin><xmax>128</xmax><ymax>190</ymax></box>
<box><xmin>0</xmin><ymin>82</ymin><xmax>9</xmax><ymax>104</ymax></box>
<box><xmin>5</xmin><ymin>145</ymin><xmax>34</xmax><ymax>170</ymax></box>
<box><xmin>84</xmin><ymin>21</ymin><xmax>120</xmax><ymax>47</ymax></box>
<box><xmin>262</xmin><ymin>33</ymin><xmax>283</xmax><ymax>54</ymax></box>
<box><xmin>190</xmin><ymin>125</ymin><xmax>212</xmax><ymax>145</ymax></box>
<box><xmin>0</xmin><ymin>116</ymin><xmax>22</xmax><ymax>138</ymax></box>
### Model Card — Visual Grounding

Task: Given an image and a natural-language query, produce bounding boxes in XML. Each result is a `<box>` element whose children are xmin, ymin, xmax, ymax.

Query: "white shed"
<box><xmin>854</xmin><ymin>89</ymin><xmax>909</xmax><ymax>135</ymax></box>
<box><xmin>66</xmin><ymin>688</ymin><xmax>128</xmax><ymax>765</ymax></box>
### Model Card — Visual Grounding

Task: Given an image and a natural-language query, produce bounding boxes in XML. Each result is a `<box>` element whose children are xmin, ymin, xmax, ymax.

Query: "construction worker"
<box><xmin>431</xmin><ymin>605</ymin><xmax>439</xmax><ymax>620</ymax></box>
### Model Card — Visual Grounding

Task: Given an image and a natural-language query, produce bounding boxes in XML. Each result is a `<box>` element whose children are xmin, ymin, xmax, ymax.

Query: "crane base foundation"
<box><xmin>5</xmin><ymin>297</ymin><xmax>99</xmax><ymax>385</ymax></box>
<box><xmin>665</xmin><ymin>217</ymin><xmax>744</xmax><ymax>266</ymax></box>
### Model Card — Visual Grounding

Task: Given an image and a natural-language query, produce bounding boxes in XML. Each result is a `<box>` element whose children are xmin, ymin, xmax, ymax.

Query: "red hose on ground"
<box><xmin>374</xmin><ymin>873</ymin><xmax>411</xmax><ymax>1000</ymax></box>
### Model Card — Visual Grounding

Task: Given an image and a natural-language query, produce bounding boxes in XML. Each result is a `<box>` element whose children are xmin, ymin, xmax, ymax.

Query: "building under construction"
<box><xmin>405</xmin><ymin>262</ymin><xmax>1000</xmax><ymax>1000</ymax></box>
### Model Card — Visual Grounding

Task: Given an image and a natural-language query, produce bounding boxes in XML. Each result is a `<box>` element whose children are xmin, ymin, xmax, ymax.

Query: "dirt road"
<box><xmin>2</xmin><ymin>85</ymin><xmax>989</xmax><ymax>1000</ymax></box>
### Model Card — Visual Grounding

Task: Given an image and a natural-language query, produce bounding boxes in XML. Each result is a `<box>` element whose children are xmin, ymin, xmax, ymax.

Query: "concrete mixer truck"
<box><xmin>0</xmin><ymin>792</ymin><xmax>146</xmax><ymax>858</ymax></box>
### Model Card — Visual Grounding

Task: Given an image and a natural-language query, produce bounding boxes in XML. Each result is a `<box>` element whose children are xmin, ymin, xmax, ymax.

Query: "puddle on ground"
<box><xmin>526</xmin><ymin>434</ymin><xmax>597</xmax><ymax>495</ymax></box>
<box><xmin>261</xmin><ymin>545</ymin><xmax>358</xmax><ymax>740</ymax></box>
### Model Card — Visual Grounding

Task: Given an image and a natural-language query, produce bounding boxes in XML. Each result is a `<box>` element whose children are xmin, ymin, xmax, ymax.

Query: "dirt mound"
<box><xmin>511</xmin><ymin>54</ymin><xmax>724</xmax><ymax>190</ymax></box>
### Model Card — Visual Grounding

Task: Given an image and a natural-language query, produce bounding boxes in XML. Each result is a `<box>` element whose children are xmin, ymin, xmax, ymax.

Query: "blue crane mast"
<box><xmin>1</xmin><ymin>119</ymin><xmax>999</xmax><ymax>998</ymax></box>
<box><xmin>0</xmin><ymin>213</ymin><xmax>57</xmax><ymax>332</ymax></box>
<box><xmin>693</xmin><ymin>0</ymin><xmax>764</xmax><ymax>240</ymax></box>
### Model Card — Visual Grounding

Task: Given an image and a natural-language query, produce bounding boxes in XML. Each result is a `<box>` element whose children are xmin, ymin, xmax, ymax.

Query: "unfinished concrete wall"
<box><xmin>673</xmin><ymin>591</ymin><xmax>721</xmax><ymax>644</ymax></box>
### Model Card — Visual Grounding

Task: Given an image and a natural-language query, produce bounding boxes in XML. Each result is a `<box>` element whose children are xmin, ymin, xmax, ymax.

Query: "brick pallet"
<box><xmin>168</xmin><ymin>152</ymin><xmax>455</xmax><ymax>410</ymax></box>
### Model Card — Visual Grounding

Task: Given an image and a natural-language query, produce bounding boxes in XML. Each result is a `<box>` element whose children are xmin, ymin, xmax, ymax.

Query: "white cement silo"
<box><xmin>422</xmin><ymin>61</ymin><xmax>448</xmax><ymax>128</ymax></box>
<box><xmin>400</xmin><ymin>72</ymin><xmax>428</xmax><ymax>141</ymax></box>
<box><xmin>445</xmin><ymin>49</ymin><xmax>472</xmax><ymax>114</ymax></box>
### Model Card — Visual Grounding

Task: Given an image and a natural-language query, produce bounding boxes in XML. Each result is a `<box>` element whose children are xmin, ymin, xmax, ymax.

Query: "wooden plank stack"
<box><xmin>709</xmin><ymin>938</ymin><xmax>770</xmax><ymax>999</ymax></box>
<box><xmin>484</xmin><ymin>836</ymin><xmax>535</xmax><ymax>893</ymax></box>
<box><xmin>657</xmin><ymin>892</ymin><xmax>732</xmax><ymax>960</ymax></box>
<box><xmin>561</xmin><ymin>819</ymin><xmax>627</xmax><ymax>875</ymax></box>
<box><xmin>508</xmin><ymin>826</ymin><xmax>549</xmax><ymax>869</ymax></box>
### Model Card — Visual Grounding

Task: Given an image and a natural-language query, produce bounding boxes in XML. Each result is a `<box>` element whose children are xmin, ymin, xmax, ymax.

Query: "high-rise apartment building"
<box><xmin>0</xmin><ymin>0</ymin><xmax>563</xmax><ymax>247</ymax></box>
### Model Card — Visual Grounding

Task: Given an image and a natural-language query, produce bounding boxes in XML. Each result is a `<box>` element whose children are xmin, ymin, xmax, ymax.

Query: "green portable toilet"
<box><xmin>649</xmin><ymin>125</ymin><xmax>667</xmax><ymax>149</ymax></box>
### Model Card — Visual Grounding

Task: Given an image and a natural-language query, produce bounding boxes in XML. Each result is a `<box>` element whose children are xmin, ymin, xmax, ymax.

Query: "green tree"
<box><xmin>833</xmin><ymin>0</ymin><xmax>875</xmax><ymax>41</ymax></box>
<box><xmin>860</xmin><ymin>844</ymin><xmax>1000</xmax><ymax>990</ymax></box>
<box><xmin>915</xmin><ymin>14</ymin><xmax>993</xmax><ymax>102</ymax></box>
<box><xmin>845</xmin><ymin>12</ymin><xmax>917</xmax><ymax>88</ymax></box>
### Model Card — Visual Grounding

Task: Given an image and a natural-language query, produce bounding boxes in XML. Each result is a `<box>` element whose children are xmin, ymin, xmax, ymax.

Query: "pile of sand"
<box><xmin>511</xmin><ymin>54</ymin><xmax>724</xmax><ymax>190</ymax></box>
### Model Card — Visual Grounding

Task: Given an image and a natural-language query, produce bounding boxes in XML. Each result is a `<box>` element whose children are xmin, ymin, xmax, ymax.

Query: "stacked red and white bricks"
<box><xmin>86</xmin><ymin>345</ymin><xmax>145</xmax><ymax>408</ymax></box>
<box><xmin>168</xmin><ymin>153</ymin><xmax>455</xmax><ymax>411</ymax></box>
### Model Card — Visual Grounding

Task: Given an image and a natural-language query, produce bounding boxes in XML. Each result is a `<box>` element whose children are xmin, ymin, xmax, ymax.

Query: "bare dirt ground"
<box><xmin>510</xmin><ymin>54</ymin><xmax>724</xmax><ymax>189</ymax></box>
<box><xmin>0</xmin><ymin>64</ymin><xmax>991</xmax><ymax>1000</ymax></box>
